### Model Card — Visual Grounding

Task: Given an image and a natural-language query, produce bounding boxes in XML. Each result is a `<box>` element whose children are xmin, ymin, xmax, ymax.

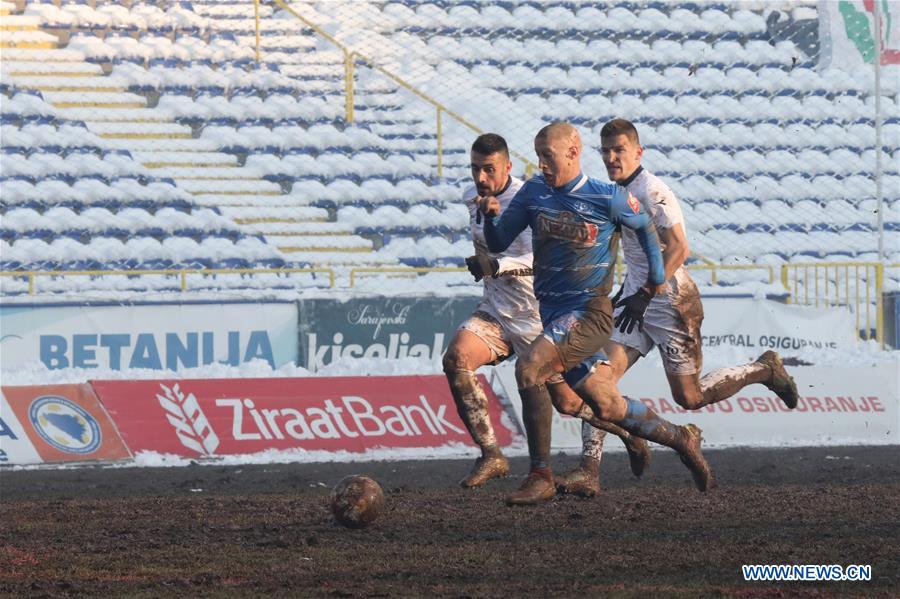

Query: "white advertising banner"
<box><xmin>0</xmin><ymin>395</ymin><xmax>42</xmax><ymax>464</ymax></box>
<box><xmin>493</xmin><ymin>362</ymin><xmax>898</xmax><ymax>449</ymax></box>
<box><xmin>0</xmin><ymin>302</ymin><xmax>298</xmax><ymax>372</ymax></box>
<box><xmin>700</xmin><ymin>298</ymin><xmax>857</xmax><ymax>355</ymax></box>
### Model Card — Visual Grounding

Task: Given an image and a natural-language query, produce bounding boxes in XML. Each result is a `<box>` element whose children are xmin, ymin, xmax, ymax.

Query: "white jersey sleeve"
<box><xmin>621</xmin><ymin>169</ymin><xmax>690</xmax><ymax>297</ymax></box>
<box><xmin>462</xmin><ymin>176</ymin><xmax>540</xmax><ymax>328</ymax></box>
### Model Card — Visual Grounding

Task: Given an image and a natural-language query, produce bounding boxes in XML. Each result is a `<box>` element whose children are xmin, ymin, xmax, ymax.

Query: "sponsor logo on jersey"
<box><xmin>537</xmin><ymin>211</ymin><xmax>598</xmax><ymax>245</ymax></box>
<box><xmin>627</xmin><ymin>194</ymin><xmax>641</xmax><ymax>214</ymax></box>
<box><xmin>29</xmin><ymin>396</ymin><xmax>101</xmax><ymax>455</ymax></box>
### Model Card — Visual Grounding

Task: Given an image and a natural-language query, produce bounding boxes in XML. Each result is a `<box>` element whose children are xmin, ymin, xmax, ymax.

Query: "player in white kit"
<box><xmin>554</xmin><ymin>119</ymin><xmax>800</xmax><ymax>497</ymax></box>
<box><xmin>443</xmin><ymin>133</ymin><xmax>649</xmax><ymax>504</ymax></box>
<box><xmin>442</xmin><ymin>133</ymin><xmax>539</xmax><ymax>491</ymax></box>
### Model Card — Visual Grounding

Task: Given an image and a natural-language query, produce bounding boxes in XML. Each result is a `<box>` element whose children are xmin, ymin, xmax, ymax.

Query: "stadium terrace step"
<box><xmin>149</xmin><ymin>167</ymin><xmax>262</xmax><ymax>180</ymax></box>
<box><xmin>277</xmin><ymin>251</ymin><xmax>399</xmax><ymax>266</ymax></box>
<box><xmin>60</xmin><ymin>108</ymin><xmax>178</xmax><ymax>123</ymax></box>
<box><xmin>100</xmin><ymin>139</ymin><xmax>223</xmax><ymax>152</ymax></box>
<box><xmin>134</xmin><ymin>151</ymin><xmax>239</xmax><ymax>168</ymax></box>
<box><xmin>0</xmin><ymin>15</ymin><xmax>39</xmax><ymax>31</ymax></box>
<box><xmin>5</xmin><ymin>75</ymin><xmax>128</xmax><ymax>92</ymax></box>
<box><xmin>0</xmin><ymin>48</ymin><xmax>86</xmax><ymax>62</ymax></box>
<box><xmin>178</xmin><ymin>179</ymin><xmax>282</xmax><ymax>195</ymax></box>
<box><xmin>243</xmin><ymin>222</ymin><xmax>354</xmax><ymax>235</ymax></box>
<box><xmin>85</xmin><ymin>121</ymin><xmax>193</xmax><ymax>139</ymax></box>
<box><xmin>2</xmin><ymin>60</ymin><xmax>103</xmax><ymax>76</ymax></box>
<box><xmin>275</xmin><ymin>238</ymin><xmax>374</xmax><ymax>253</ymax></box>
<box><xmin>234</xmin><ymin>218</ymin><xmax>334</xmax><ymax>227</ymax></box>
<box><xmin>0</xmin><ymin>30</ymin><xmax>58</xmax><ymax>48</ymax></box>
<box><xmin>191</xmin><ymin>194</ymin><xmax>317</xmax><ymax>208</ymax></box>
<box><xmin>42</xmin><ymin>91</ymin><xmax>146</xmax><ymax>108</ymax></box>
<box><xmin>220</xmin><ymin>207</ymin><xmax>328</xmax><ymax>222</ymax></box>
<box><xmin>0</xmin><ymin>1</ymin><xmax>15</xmax><ymax>16</ymax></box>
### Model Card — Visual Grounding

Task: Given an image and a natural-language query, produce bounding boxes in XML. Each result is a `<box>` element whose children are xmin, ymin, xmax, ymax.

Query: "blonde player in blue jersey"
<box><xmin>445</xmin><ymin>133</ymin><xmax>650</xmax><ymax>506</ymax></box>
<box><xmin>554</xmin><ymin>119</ymin><xmax>800</xmax><ymax>497</ymax></box>
<box><xmin>479</xmin><ymin>122</ymin><xmax>714</xmax><ymax>503</ymax></box>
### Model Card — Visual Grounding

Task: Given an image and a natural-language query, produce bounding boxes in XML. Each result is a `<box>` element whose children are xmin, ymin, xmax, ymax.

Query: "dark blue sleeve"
<box><xmin>483</xmin><ymin>186</ymin><xmax>531</xmax><ymax>253</ymax></box>
<box><xmin>610</xmin><ymin>186</ymin><xmax>665</xmax><ymax>286</ymax></box>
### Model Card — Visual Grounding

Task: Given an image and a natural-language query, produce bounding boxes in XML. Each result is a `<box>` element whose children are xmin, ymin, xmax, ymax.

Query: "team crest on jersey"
<box><xmin>537</xmin><ymin>211</ymin><xmax>598</xmax><ymax>245</ymax></box>
<box><xmin>627</xmin><ymin>194</ymin><xmax>641</xmax><ymax>214</ymax></box>
<box><xmin>573</xmin><ymin>200</ymin><xmax>590</xmax><ymax>213</ymax></box>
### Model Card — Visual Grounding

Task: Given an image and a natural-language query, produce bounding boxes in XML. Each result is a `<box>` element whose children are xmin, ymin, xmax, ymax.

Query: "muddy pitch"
<box><xmin>1</xmin><ymin>445</ymin><xmax>898</xmax><ymax>598</ymax></box>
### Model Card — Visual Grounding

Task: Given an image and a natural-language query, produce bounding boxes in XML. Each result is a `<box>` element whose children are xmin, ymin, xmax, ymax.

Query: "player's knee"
<box><xmin>673</xmin><ymin>388</ymin><xmax>703</xmax><ymax>410</ymax></box>
<box><xmin>442</xmin><ymin>345</ymin><xmax>469</xmax><ymax>373</ymax></box>
<box><xmin>553</xmin><ymin>396</ymin><xmax>581</xmax><ymax>417</ymax></box>
<box><xmin>514</xmin><ymin>355</ymin><xmax>543</xmax><ymax>389</ymax></box>
<box><xmin>573</xmin><ymin>374</ymin><xmax>617</xmax><ymax>420</ymax></box>
<box><xmin>547</xmin><ymin>383</ymin><xmax>581</xmax><ymax>416</ymax></box>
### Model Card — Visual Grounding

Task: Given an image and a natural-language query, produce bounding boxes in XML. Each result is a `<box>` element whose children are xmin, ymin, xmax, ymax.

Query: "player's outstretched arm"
<box><xmin>480</xmin><ymin>192</ymin><xmax>529</xmax><ymax>254</ymax></box>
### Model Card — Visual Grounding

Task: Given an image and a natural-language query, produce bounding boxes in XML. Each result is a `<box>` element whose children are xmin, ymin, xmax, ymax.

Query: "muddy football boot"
<box><xmin>756</xmin><ymin>350</ymin><xmax>799</xmax><ymax>409</ymax></box>
<box><xmin>505</xmin><ymin>468</ymin><xmax>555</xmax><ymax>506</ymax></box>
<box><xmin>459</xmin><ymin>455</ymin><xmax>509</xmax><ymax>488</ymax></box>
<box><xmin>555</xmin><ymin>464</ymin><xmax>600</xmax><ymax>498</ymax></box>
<box><xmin>623</xmin><ymin>435</ymin><xmax>651</xmax><ymax>477</ymax></box>
<box><xmin>677</xmin><ymin>424</ymin><xmax>715</xmax><ymax>492</ymax></box>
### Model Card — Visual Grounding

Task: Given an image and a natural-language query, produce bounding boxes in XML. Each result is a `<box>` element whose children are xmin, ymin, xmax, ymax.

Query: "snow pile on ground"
<box><xmin>3</xmin><ymin>342</ymin><xmax>897</xmax><ymax>387</ymax></box>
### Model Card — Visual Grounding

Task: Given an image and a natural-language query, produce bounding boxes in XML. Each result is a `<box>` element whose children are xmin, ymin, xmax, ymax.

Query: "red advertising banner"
<box><xmin>1</xmin><ymin>384</ymin><xmax>131</xmax><ymax>463</ymax></box>
<box><xmin>91</xmin><ymin>376</ymin><xmax>516</xmax><ymax>457</ymax></box>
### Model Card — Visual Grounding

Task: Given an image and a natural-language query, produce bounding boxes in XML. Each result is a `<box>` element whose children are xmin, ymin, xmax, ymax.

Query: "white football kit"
<box><xmin>611</xmin><ymin>168</ymin><xmax>704</xmax><ymax>375</ymax></box>
<box><xmin>458</xmin><ymin>176</ymin><xmax>543</xmax><ymax>361</ymax></box>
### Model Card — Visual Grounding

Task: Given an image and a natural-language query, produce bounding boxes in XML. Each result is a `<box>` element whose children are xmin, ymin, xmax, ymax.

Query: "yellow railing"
<box><xmin>781</xmin><ymin>262</ymin><xmax>889</xmax><ymax>345</ymax></box>
<box><xmin>0</xmin><ymin>267</ymin><xmax>335</xmax><ymax>294</ymax></box>
<box><xmin>258</xmin><ymin>0</ymin><xmax>539</xmax><ymax>179</ymax></box>
<box><xmin>352</xmin><ymin>261</ymin><xmax>891</xmax><ymax>346</ymax></box>
<box><xmin>349</xmin><ymin>266</ymin><xmax>467</xmax><ymax>287</ymax></box>
<box><xmin>612</xmin><ymin>261</ymin><xmax>777</xmax><ymax>286</ymax></box>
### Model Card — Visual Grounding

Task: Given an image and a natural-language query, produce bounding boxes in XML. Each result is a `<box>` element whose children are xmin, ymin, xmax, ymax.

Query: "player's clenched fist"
<box><xmin>476</xmin><ymin>195</ymin><xmax>501</xmax><ymax>217</ymax></box>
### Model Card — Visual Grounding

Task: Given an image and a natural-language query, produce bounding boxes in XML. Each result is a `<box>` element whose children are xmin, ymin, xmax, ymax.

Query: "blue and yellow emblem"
<box><xmin>29</xmin><ymin>396</ymin><xmax>102</xmax><ymax>455</ymax></box>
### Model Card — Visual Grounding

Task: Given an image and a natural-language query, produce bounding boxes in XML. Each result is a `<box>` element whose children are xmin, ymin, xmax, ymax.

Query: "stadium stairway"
<box><xmin>0</xmin><ymin>1</ymin><xmax>386</xmax><ymax>272</ymax></box>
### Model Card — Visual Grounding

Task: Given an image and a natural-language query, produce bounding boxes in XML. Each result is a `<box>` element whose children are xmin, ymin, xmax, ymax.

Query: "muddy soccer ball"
<box><xmin>330</xmin><ymin>475</ymin><xmax>384</xmax><ymax>528</ymax></box>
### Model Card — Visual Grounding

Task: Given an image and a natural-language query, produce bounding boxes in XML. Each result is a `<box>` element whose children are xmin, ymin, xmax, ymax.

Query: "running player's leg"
<box><xmin>647</xmin><ymin>291</ymin><xmax>800</xmax><ymax>410</ymax></box>
<box><xmin>554</xmin><ymin>342</ymin><xmax>649</xmax><ymax>496</ymax></box>
<box><xmin>504</xmin><ymin>335</ymin><xmax>562</xmax><ymax>506</ymax></box>
<box><xmin>571</xmin><ymin>362</ymin><xmax>714</xmax><ymax>492</ymax></box>
<box><xmin>443</xmin><ymin>313</ymin><xmax>510</xmax><ymax>487</ymax></box>
<box><xmin>682</xmin><ymin>353</ymin><xmax>799</xmax><ymax>409</ymax></box>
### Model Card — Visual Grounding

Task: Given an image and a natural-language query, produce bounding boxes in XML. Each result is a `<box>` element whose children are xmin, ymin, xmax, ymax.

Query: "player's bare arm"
<box><xmin>659</xmin><ymin>223</ymin><xmax>690</xmax><ymax>283</ymax></box>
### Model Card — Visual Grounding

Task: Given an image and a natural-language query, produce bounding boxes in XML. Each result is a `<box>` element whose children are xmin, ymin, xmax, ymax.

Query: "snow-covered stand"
<box><xmin>0</xmin><ymin>0</ymin><xmax>897</xmax><ymax>299</ymax></box>
<box><xmin>0</xmin><ymin>0</ymin><xmax>480</xmax><ymax>294</ymax></box>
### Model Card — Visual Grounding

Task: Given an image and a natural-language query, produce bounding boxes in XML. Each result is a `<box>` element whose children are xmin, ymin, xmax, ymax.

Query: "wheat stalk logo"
<box><xmin>156</xmin><ymin>383</ymin><xmax>220</xmax><ymax>455</ymax></box>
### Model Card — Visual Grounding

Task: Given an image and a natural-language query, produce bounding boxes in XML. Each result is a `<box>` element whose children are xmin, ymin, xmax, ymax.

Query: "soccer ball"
<box><xmin>329</xmin><ymin>475</ymin><xmax>384</xmax><ymax>529</ymax></box>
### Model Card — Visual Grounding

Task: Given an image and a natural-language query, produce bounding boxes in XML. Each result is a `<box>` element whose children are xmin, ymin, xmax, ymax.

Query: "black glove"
<box><xmin>614</xmin><ymin>288</ymin><xmax>652</xmax><ymax>334</ymax></box>
<box><xmin>465</xmin><ymin>255</ymin><xmax>499</xmax><ymax>282</ymax></box>
<box><xmin>610</xmin><ymin>283</ymin><xmax>624</xmax><ymax>306</ymax></box>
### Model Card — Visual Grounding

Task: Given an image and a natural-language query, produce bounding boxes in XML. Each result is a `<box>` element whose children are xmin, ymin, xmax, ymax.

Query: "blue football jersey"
<box><xmin>483</xmin><ymin>172</ymin><xmax>665</xmax><ymax>314</ymax></box>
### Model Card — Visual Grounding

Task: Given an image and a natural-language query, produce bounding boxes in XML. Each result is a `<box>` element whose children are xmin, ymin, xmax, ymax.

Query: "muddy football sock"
<box><xmin>519</xmin><ymin>384</ymin><xmax>553</xmax><ymax>471</ymax></box>
<box><xmin>615</xmin><ymin>396</ymin><xmax>682</xmax><ymax>449</ymax></box>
